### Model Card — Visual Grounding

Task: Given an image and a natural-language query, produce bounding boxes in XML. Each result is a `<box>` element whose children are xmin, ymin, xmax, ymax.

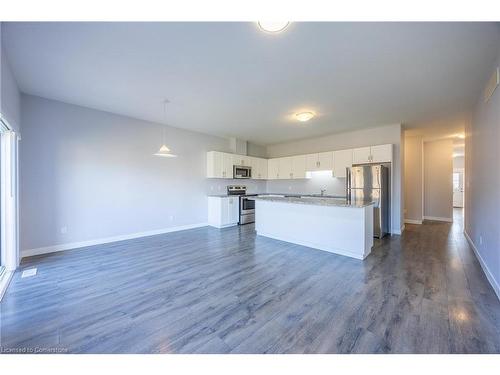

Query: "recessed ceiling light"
<box><xmin>257</xmin><ymin>22</ymin><xmax>290</xmax><ymax>33</ymax></box>
<box><xmin>295</xmin><ymin>111</ymin><xmax>315</xmax><ymax>122</ymax></box>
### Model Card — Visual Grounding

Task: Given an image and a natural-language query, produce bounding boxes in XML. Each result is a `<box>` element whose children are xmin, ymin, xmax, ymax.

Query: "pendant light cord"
<box><xmin>163</xmin><ymin>99</ymin><xmax>168</xmax><ymax>144</ymax></box>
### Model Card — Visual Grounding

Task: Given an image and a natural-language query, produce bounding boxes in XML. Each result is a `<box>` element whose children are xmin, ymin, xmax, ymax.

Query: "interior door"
<box><xmin>453</xmin><ymin>170</ymin><xmax>464</xmax><ymax>207</ymax></box>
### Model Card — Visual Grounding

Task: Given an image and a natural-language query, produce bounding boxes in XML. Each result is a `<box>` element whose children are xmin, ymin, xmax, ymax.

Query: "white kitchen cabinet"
<box><xmin>207</xmin><ymin>151</ymin><xmax>224</xmax><ymax>178</ymax></box>
<box><xmin>268</xmin><ymin>158</ymin><xmax>280</xmax><ymax>180</ymax></box>
<box><xmin>352</xmin><ymin>147</ymin><xmax>371</xmax><ymax>164</ymax></box>
<box><xmin>333</xmin><ymin>149</ymin><xmax>353</xmax><ymax>178</ymax></box>
<box><xmin>352</xmin><ymin>145</ymin><xmax>392</xmax><ymax>164</ymax></box>
<box><xmin>305</xmin><ymin>153</ymin><xmax>318</xmax><ymax>171</ymax></box>
<box><xmin>208</xmin><ymin>196</ymin><xmax>239</xmax><ymax>228</ymax></box>
<box><xmin>279</xmin><ymin>157</ymin><xmax>293</xmax><ymax>179</ymax></box>
<box><xmin>233</xmin><ymin>155</ymin><xmax>250</xmax><ymax>167</ymax></box>
<box><xmin>291</xmin><ymin>155</ymin><xmax>307</xmax><ymax>179</ymax></box>
<box><xmin>207</xmin><ymin>151</ymin><xmax>234</xmax><ymax>178</ymax></box>
<box><xmin>255</xmin><ymin>157</ymin><xmax>268</xmax><ymax>179</ymax></box>
<box><xmin>305</xmin><ymin>152</ymin><xmax>334</xmax><ymax>171</ymax></box>
<box><xmin>318</xmin><ymin>152</ymin><xmax>334</xmax><ymax>170</ymax></box>
<box><xmin>370</xmin><ymin>144</ymin><xmax>393</xmax><ymax>163</ymax></box>
<box><xmin>222</xmin><ymin>153</ymin><xmax>234</xmax><ymax>178</ymax></box>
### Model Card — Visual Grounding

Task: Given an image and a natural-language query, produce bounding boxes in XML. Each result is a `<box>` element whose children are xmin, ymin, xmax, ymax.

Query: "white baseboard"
<box><xmin>464</xmin><ymin>231</ymin><xmax>500</xmax><ymax>301</ymax></box>
<box><xmin>405</xmin><ymin>219</ymin><xmax>423</xmax><ymax>225</ymax></box>
<box><xmin>423</xmin><ymin>216</ymin><xmax>453</xmax><ymax>222</ymax></box>
<box><xmin>391</xmin><ymin>226</ymin><xmax>404</xmax><ymax>235</ymax></box>
<box><xmin>21</xmin><ymin>223</ymin><xmax>208</xmax><ymax>259</ymax></box>
<box><xmin>256</xmin><ymin>231</ymin><xmax>369</xmax><ymax>260</ymax></box>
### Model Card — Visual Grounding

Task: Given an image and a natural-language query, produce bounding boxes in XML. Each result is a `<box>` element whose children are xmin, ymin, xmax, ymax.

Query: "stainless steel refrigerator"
<box><xmin>346</xmin><ymin>165</ymin><xmax>390</xmax><ymax>238</ymax></box>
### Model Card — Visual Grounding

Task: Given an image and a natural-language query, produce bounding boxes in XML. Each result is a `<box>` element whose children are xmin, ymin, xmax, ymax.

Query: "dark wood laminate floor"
<box><xmin>1</xmin><ymin>209</ymin><xmax>499</xmax><ymax>353</ymax></box>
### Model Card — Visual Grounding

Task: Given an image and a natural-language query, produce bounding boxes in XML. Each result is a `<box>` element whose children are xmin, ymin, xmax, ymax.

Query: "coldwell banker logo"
<box><xmin>0</xmin><ymin>346</ymin><xmax>69</xmax><ymax>354</ymax></box>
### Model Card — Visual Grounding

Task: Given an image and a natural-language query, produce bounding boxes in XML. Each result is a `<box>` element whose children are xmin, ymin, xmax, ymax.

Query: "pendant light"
<box><xmin>154</xmin><ymin>99</ymin><xmax>177</xmax><ymax>158</ymax></box>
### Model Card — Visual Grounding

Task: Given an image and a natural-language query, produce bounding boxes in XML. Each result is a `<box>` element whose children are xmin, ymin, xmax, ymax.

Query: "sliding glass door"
<box><xmin>0</xmin><ymin>114</ymin><xmax>19</xmax><ymax>282</ymax></box>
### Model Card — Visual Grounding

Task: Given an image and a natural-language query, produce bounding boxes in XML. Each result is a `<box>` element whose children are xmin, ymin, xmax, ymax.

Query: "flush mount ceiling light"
<box><xmin>154</xmin><ymin>99</ymin><xmax>177</xmax><ymax>158</ymax></box>
<box><xmin>257</xmin><ymin>21</ymin><xmax>290</xmax><ymax>33</ymax></box>
<box><xmin>295</xmin><ymin>111</ymin><xmax>315</xmax><ymax>122</ymax></box>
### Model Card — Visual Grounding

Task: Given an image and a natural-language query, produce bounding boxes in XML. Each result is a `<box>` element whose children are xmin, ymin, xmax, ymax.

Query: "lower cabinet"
<box><xmin>208</xmin><ymin>196</ymin><xmax>240</xmax><ymax>228</ymax></box>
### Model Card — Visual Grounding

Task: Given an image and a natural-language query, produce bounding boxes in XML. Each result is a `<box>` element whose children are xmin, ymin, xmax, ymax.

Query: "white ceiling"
<box><xmin>3</xmin><ymin>22</ymin><xmax>500</xmax><ymax>145</ymax></box>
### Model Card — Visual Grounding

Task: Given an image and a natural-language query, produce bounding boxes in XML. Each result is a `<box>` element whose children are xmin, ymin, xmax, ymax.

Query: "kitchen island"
<box><xmin>250</xmin><ymin>196</ymin><xmax>374</xmax><ymax>260</ymax></box>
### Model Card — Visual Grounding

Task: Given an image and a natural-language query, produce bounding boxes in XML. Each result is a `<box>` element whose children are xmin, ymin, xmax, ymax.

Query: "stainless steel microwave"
<box><xmin>233</xmin><ymin>165</ymin><xmax>251</xmax><ymax>179</ymax></box>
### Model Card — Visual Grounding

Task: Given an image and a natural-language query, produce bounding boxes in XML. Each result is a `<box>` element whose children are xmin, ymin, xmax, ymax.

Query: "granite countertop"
<box><xmin>248</xmin><ymin>195</ymin><xmax>374</xmax><ymax>208</ymax></box>
<box><xmin>207</xmin><ymin>193</ymin><xmax>346</xmax><ymax>198</ymax></box>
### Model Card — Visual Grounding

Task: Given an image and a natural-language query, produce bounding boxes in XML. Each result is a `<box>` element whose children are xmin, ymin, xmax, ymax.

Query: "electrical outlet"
<box><xmin>60</xmin><ymin>226</ymin><xmax>67</xmax><ymax>234</ymax></box>
<box><xmin>288</xmin><ymin>186</ymin><xmax>292</xmax><ymax>190</ymax></box>
<box><xmin>169</xmin><ymin>215</ymin><xmax>174</xmax><ymax>221</ymax></box>
<box><xmin>479</xmin><ymin>235</ymin><xmax>483</xmax><ymax>245</ymax></box>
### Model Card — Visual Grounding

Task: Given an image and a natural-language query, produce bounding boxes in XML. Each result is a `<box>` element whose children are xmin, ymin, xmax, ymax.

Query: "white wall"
<box><xmin>423</xmin><ymin>139</ymin><xmax>453</xmax><ymax>221</ymax></box>
<box><xmin>404</xmin><ymin>135</ymin><xmax>423</xmax><ymax>223</ymax></box>
<box><xmin>19</xmin><ymin>94</ymin><xmax>265</xmax><ymax>253</ymax></box>
<box><xmin>465</xmin><ymin>50</ymin><xmax>500</xmax><ymax>298</ymax></box>
<box><xmin>0</xmin><ymin>23</ymin><xmax>21</xmax><ymax>132</ymax></box>
<box><xmin>266</xmin><ymin>124</ymin><xmax>404</xmax><ymax>233</ymax></box>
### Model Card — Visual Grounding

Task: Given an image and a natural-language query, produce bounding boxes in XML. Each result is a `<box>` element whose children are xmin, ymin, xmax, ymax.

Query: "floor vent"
<box><xmin>21</xmin><ymin>268</ymin><xmax>37</xmax><ymax>278</ymax></box>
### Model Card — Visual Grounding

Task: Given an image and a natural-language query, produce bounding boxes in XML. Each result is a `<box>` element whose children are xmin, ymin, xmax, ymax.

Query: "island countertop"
<box><xmin>249</xmin><ymin>195</ymin><xmax>374</xmax><ymax>208</ymax></box>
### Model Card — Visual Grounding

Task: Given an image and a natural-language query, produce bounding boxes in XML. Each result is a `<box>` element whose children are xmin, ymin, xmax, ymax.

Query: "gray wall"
<box><xmin>404</xmin><ymin>135</ymin><xmax>423</xmax><ymax>222</ymax></box>
<box><xmin>0</xmin><ymin>23</ymin><xmax>21</xmax><ymax>132</ymax></box>
<box><xmin>423</xmin><ymin>139</ymin><xmax>453</xmax><ymax>220</ymax></box>
<box><xmin>19</xmin><ymin>95</ymin><xmax>268</xmax><ymax>251</ymax></box>
<box><xmin>465</xmin><ymin>50</ymin><xmax>500</xmax><ymax>296</ymax></box>
<box><xmin>266</xmin><ymin>124</ymin><xmax>404</xmax><ymax>233</ymax></box>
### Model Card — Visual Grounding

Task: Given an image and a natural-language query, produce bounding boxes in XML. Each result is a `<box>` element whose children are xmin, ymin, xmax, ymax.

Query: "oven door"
<box><xmin>240</xmin><ymin>196</ymin><xmax>255</xmax><ymax>214</ymax></box>
<box><xmin>233</xmin><ymin>165</ymin><xmax>251</xmax><ymax>179</ymax></box>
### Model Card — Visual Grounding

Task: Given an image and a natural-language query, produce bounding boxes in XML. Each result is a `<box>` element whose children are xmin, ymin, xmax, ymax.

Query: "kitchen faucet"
<box><xmin>320</xmin><ymin>189</ymin><xmax>326</xmax><ymax>196</ymax></box>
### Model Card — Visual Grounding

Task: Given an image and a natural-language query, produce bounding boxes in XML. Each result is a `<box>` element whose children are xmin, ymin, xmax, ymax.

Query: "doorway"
<box><xmin>453</xmin><ymin>168</ymin><xmax>464</xmax><ymax>208</ymax></box>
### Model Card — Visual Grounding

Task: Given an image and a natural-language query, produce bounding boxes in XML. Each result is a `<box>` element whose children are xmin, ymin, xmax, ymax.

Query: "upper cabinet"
<box><xmin>207</xmin><ymin>151</ymin><xmax>223</xmax><ymax>178</ymax></box>
<box><xmin>333</xmin><ymin>149</ymin><xmax>353</xmax><ymax>178</ymax></box>
<box><xmin>207</xmin><ymin>144</ymin><xmax>392</xmax><ymax>180</ymax></box>
<box><xmin>305</xmin><ymin>152</ymin><xmax>333</xmax><ymax>171</ymax></box>
<box><xmin>278</xmin><ymin>157</ymin><xmax>293</xmax><ymax>179</ymax></box>
<box><xmin>352</xmin><ymin>147</ymin><xmax>371</xmax><ymax>164</ymax></box>
<box><xmin>233</xmin><ymin>155</ymin><xmax>251</xmax><ymax>167</ymax></box>
<box><xmin>266</xmin><ymin>155</ymin><xmax>307</xmax><ymax>180</ymax></box>
<box><xmin>370</xmin><ymin>144</ymin><xmax>393</xmax><ymax>163</ymax></box>
<box><xmin>352</xmin><ymin>144</ymin><xmax>392</xmax><ymax>164</ymax></box>
<box><xmin>292</xmin><ymin>155</ymin><xmax>307</xmax><ymax>179</ymax></box>
<box><xmin>249</xmin><ymin>156</ymin><xmax>268</xmax><ymax>180</ymax></box>
<box><xmin>206</xmin><ymin>151</ymin><xmax>239</xmax><ymax>179</ymax></box>
<box><xmin>268</xmin><ymin>158</ymin><xmax>280</xmax><ymax>179</ymax></box>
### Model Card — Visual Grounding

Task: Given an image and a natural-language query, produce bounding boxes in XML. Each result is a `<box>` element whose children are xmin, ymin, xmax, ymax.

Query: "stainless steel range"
<box><xmin>227</xmin><ymin>185</ymin><xmax>256</xmax><ymax>225</ymax></box>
